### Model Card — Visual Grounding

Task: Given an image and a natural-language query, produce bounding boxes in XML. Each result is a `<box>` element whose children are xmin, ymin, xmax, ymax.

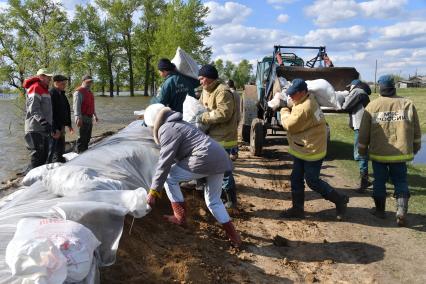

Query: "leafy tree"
<box><xmin>75</xmin><ymin>3</ymin><xmax>118</xmax><ymax>97</ymax></box>
<box><xmin>234</xmin><ymin>59</ymin><xmax>253</xmax><ymax>88</ymax></box>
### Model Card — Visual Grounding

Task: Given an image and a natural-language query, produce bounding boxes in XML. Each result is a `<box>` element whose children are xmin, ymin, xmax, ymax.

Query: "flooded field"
<box><xmin>0</xmin><ymin>95</ymin><xmax>151</xmax><ymax>182</ymax></box>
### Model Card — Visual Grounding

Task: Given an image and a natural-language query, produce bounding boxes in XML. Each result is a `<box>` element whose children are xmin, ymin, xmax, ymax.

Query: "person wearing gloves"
<box><xmin>49</xmin><ymin>75</ymin><xmax>73</xmax><ymax>163</ymax></box>
<box><xmin>342</xmin><ymin>79</ymin><xmax>372</xmax><ymax>193</ymax></box>
<box><xmin>197</xmin><ymin>64</ymin><xmax>239</xmax><ymax>209</ymax></box>
<box><xmin>155</xmin><ymin>58</ymin><xmax>200</xmax><ymax>113</ymax></box>
<box><xmin>73</xmin><ymin>75</ymin><xmax>98</xmax><ymax>153</ymax></box>
<box><xmin>279</xmin><ymin>78</ymin><xmax>350</xmax><ymax>220</ymax></box>
<box><xmin>145</xmin><ymin>103</ymin><xmax>242</xmax><ymax>248</ymax></box>
<box><xmin>23</xmin><ymin>69</ymin><xmax>56</xmax><ymax>170</ymax></box>
<box><xmin>358</xmin><ymin>75</ymin><xmax>421</xmax><ymax>226</ymax></box>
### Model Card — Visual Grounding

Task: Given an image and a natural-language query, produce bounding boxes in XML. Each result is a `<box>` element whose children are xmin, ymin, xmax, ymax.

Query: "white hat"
<box><xmin>36</xmin><ymin>68</ymin><xmax>53</xmax><ymax>77</ymax></box>
<box><xmin>144</xmin><ymin>103</ymin><xmax>165</xmax><ymax>127</ymax></box>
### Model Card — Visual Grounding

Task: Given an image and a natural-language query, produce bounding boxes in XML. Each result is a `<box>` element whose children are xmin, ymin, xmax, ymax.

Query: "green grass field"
<box><xmin>326</xmin><ymin>88</ymin><xmax>426</xmax><ymax>215</ymax></box>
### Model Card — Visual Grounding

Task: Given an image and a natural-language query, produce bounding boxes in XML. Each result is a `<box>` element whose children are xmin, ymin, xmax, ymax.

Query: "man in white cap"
<box><xmin>145</xmin><ymin>103</ymin><xmax>242</xmax><ymax>248</ymax></box>
<box><xmin>23</xmin><ymin>68</ymin><xmax>56</xmax><ymax>170</ymax></box>
<box><xmin>73</xmin><ymin>75</ymin><xmax>98</xmax><ymax>153</ymax></box>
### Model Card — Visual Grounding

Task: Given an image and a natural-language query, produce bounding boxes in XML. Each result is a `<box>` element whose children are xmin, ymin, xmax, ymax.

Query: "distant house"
<box><xmin>397</xmin><ymin>76</ymin><xmax>426</xmax><ymax>88</ymax></box>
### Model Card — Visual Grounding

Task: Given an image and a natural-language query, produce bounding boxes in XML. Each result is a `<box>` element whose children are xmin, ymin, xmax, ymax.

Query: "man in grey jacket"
<box><xmin>342</xmin><ymin>79</ymin><xmax>371</xmax><ymax>193</ymax></box>
<box><xmin>145</xmin><ymin>103</ymin><xmax>241</xmax><ymax>248</ymax></box>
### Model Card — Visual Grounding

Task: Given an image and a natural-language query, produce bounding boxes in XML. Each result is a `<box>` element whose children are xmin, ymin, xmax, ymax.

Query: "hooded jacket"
<box><xmin>280</xmin><ymin>93</ymin><xmax>327</xmax><ymax>161</ymax></box>
<box><xmin>341</xmin><ymin>88</ymin><xmax>370</xmax><ymax>130</ymax></box>
<box><xmin>23</xmin><ymin>77</ymin><xmax>52</xmax><ymax>133</ymax></box>
<box><xmin>358</xmin><ymin>93</ymin><xmax>421</xmax><ymax>163</ymax></box>
<box><xmin>199</xmin><ymin>80</ymin><xmax>238</xmax><ymax>149</ymax></box>
<box><xmin>150</xmin><ymin>108</ymin><xmax>232</xmax><ymax>191</ymax></box>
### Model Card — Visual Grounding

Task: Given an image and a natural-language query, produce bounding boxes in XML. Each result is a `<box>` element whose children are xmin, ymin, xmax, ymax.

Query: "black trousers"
<box><xmin>25</xmin><ymin>132</ymin><xmax>50</xmax><ymax>170</ymax></box>
<box><xmin>76</xmin><ymin>120</ymin><xmax>93</xmax><ymax>153</ymax></box>
<box><xmin>49</xmin><ymin>128</ymin><xmax>66</xmax><ymax>163</ymax></box>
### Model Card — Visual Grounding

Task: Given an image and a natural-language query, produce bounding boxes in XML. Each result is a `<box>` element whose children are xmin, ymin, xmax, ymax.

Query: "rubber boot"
<box><xmin>357</xmin><ymin>172</ymin><xmax>371</xmax><ymax>193</ymax></box>
<box><xmin>222</xmin><ymin>221</ymin><xmax>242</xmax><ymax>248</ymax></box>
<box><xmin>224</xmin><ymin>187</ymin><xmax>237</xmax><ymax>209</ymax></box>
<box><xmin>279</xmin><ymin>191</ymin><xmax>305</xmax><ymax>219</ymax></box>
<box><xmin>396</xmin><ymin>196</ymin><xmax>409</xmax><ymax>227</ymax></box>
<box><xmin>325</xmin><ymin>190</ymin><xmax>349</xmax><ymax>221</ymax></box>
<box><xmin>370</xmin><ymin>197</ymin><xmax>386</xmax><ymax>219</ymax></box>
<box><xmin>163</xmin><ymin>202</ymin><xmax>186</xmax><ymax>226</ymax></box>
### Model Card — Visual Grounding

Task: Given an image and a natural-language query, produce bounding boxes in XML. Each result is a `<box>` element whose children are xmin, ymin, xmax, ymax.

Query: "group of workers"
<box><xmin>23</xmin><ymin>58</ymin><xmax>421</xmax><ymax>248</ymax></box>
<box><xmin>24</xmin><ymin>70</ymin><xmax>97</xmax><ymax>171</ymax></box>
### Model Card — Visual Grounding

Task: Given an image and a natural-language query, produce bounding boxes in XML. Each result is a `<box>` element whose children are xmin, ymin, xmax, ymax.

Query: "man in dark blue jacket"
<box><xmin>154</xmin><ymin>58</ymin><xmax>199</xmax><ymax>113</ymax></box>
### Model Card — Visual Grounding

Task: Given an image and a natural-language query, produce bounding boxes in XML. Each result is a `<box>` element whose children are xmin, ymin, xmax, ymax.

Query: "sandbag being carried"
<box><xmin>6</xmin><ymin>218</ymin><xmax>100</xmax><ymax>283</ymax></box>
<box><xmin>182</xmin><ymin>95</ymin><xmax>208</xmax><ymax>132</ymax></box>
<box><xmin>306</xmin><ymin>79</ymin><xmax>337</xmax><ymax>108</ymax></box>
<box><xmin>171</xmin><ymin>47</ymin><xmax>200</xmax><ymax>80</ymax></box>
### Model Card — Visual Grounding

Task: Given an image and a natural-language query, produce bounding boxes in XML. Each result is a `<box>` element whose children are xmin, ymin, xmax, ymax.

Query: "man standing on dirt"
<box><xmin>342</xmin><ymin>80</ymin><xmax>372</xmax><ymax>193</ymax></box>
<box><xmin>358</xmin><ymin>75</ymin><xmax>421</xmax><ymax>226</ymax></box>
<box><xmin>155</xmin><ymin>58</ymin><xmax>200</xmax><ymax>113</ymax></box>
<box><xmin>23</xmin><ymin>69</ymin><xmax>56</xmax><ymax>171</ymax></box>
<box><xmin>197</xmin><ymin>64</ymin><xmax>239</xmax><ymax>209</ymax></box>
<box><xmin>49</xmin><ymin>75</ymin><xmax>73</xmax><ymax>162</ymax></box>
<box><xmin>144</xmin><ymin>103</ymin><xmax>242</xmax><ymax>248</ymax></box>
<box><xmin>73</xmin><ymin>75</ymin><xmax>98</xmax><ymax>153</ymax></box>
<box><xmin>279</xmin><ymin>78</ymin><xmax>349</xmax><ymax>220</ymax></box>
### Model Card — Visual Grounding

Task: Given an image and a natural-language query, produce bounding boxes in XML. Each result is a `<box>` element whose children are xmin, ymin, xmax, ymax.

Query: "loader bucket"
<box><xmin>276</xmin><ymin>66</ymin><xmax>359</xmax><ymax>91</ymax></box>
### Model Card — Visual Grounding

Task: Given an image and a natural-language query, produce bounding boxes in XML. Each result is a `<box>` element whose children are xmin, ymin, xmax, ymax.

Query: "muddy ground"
<box><xmin>102</xmin><ymin>132</ymin><xmax>426</xmax><ymax>283</ymax></box>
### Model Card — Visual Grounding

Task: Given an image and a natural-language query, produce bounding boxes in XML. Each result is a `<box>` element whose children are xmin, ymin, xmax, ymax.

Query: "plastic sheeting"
<box><xmin>0</xmin><ymin>121</ymin><xmax>159</xmax><ymax>283</ymax></box>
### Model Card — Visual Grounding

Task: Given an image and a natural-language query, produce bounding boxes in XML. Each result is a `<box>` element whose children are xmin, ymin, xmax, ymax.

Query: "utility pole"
<box><xmin>374</xmin><ymin>59</ymin><xmax>378</xmax><ymax>93</ymax></box>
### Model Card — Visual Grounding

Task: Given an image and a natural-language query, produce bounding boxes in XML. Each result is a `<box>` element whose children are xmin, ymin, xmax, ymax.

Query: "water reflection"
<box><xmin>413</xmin><ymin>134</ymin><xmax>426</xmax><ymax>165</ymax></box>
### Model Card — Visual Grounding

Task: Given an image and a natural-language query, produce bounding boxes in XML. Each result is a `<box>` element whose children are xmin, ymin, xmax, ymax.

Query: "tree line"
<box><xmin>0</xmin><ymin>0</ymin><xmax>255</xmax><ymax>96</ymax></box>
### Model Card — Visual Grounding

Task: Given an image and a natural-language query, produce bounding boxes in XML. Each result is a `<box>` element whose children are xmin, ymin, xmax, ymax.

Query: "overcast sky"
<box><xmin>1</xmin><ymin>0</ymin><xmax>425</xmax><ymax>81</ymax></box>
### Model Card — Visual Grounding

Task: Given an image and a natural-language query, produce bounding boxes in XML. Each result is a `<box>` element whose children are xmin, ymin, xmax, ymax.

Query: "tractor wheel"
<box><xmin>250</xmin><ymin>118</ymin><xmax>264</xmax><ymax>156</ymax></box>
<box><xmin>241</xmin><ymin>124</ymin><xmax>251</xmax><ymax>143</ymax></box>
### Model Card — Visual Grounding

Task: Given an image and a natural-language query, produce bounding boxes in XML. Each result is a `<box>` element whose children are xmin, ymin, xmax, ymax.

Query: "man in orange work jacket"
<box><xmin>73</xmin><ymin>75</ymin><xmax>98</xmax><ymax>153</ymax></box>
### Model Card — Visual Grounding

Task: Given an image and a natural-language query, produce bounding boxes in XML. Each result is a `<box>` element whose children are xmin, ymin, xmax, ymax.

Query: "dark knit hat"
<box><xmin>198</xmin><ymin>64</ymin><xmax>218</xmax><ymax>79</ymax></box>
<box><xmin>53</xmin><ymin>75</ymin><xmax>68</xmax><ymax>82</ymax></box>
<box><xmin>158</xmin><ymin>58</ymin><xmax>175</xmax><ymax>71</ymax></box>
<box><xmin>286</xmin><ymin>78</ymin><xmax>308</xmax><ymax>97</ymax></box>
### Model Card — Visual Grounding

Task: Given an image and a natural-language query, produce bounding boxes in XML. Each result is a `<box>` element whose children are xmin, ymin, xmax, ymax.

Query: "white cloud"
<box><xmin>204</xmin><ymin>1</ymin><xmax>251</xmax><ymax>26</ymax></box>
<box><xmin>379</xmin><ymin>21</ymin><xmax>426</xmax><ymax>39</ymax></box>
<box><xmin>305</xmin><ymin>0</ymin><xmax>359</xmax><ymax>27</ymax></box>
<box><xmin>305</xmin><ymin>0</ymin><xmax>408</xmax><ymax>27</ymax></box>
<box><xmin>0</xmin><ymin>1</ymin><xmax>9</xmax><ymax>11</ymax></box>
<box><xmin>359</xmin><ymin>0</ymin><xmax>407</xmax><ymax>18</ymax></box>
<box><xmin>267</xmin><ymin>0</ymin><xmax>297</xmax><ymax>10</ymax></box>
<box><xmin>277</xmin><ymin>14</ymin><xmax>289</xmax><ymax>23</ymax></box>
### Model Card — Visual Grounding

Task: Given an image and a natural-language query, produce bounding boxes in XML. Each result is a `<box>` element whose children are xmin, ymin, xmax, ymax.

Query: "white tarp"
<box><xmin>0</xmin><ymin>121</ymin><xmax>159</xmax><ymax>284</ymax></box>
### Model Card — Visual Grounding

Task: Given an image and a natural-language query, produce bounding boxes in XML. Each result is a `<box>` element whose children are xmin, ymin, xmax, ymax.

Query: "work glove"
<box><xmin>195</xmin><ymin>113</ymin><xmax>209</xmax><ymax>133</ymax></box>
<box><xmin>147</xmin><ymin>189</ymin><xmax>161</xmax><ymax>208</ymax></box>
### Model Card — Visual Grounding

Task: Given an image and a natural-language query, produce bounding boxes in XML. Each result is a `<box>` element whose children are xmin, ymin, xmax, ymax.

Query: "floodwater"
<box><xmin>413</xmin><ymin>134</ymin><xmax>426</xmax><ymax>165</ymax></box>
<box><xmin>0</xmin><ymin>95</ymin><xmax>151</xmax><ymax>182</ymax></box>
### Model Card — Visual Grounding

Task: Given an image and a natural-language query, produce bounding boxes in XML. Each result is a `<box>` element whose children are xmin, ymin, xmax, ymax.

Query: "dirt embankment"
<box><xmin>103</xmin><ymin>133</ymin><xmax>426</xmax><ymax>284</ymax></box>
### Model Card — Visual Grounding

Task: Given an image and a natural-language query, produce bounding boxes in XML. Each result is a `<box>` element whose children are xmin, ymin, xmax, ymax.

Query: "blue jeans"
<box><xmin>372</xmin><ymin>161</ymin><xmax>410</xmax><ymax>199</ymax></box>
<box><xmin>291</xmin><ymin>157</ymin><xmax>333</xmax><ymax>197</ymax></box>
<box><xmin>354</xmin><ymin>129</ymin><xmax>368</xmax><ymax>174</ymax></box>
<box><xmin>222</xmin><ymin>148</ymin><xmax>236</xmax><ymax>195</ymax></box>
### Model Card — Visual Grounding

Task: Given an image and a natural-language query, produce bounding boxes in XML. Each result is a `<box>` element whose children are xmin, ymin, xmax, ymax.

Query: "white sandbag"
<box><xmin>22</xmin><ymin>163</ymin><xmax>63</xmax><ymax>187</ymax></box>
<box><xmin>182</xmin><ymin>95</ymin><xmax>206</xmax><ymax>124</ymax></box>
<box><xmin>306</xmin><ymin>79</ymin><xmax>337</xmax><ymax>108</ymax></box>
<box><xmin>335</xmin><ymin>90</ymin><xmax>350</xmax><ymax>109</ymax></box>
<box><xmin>171</xmin><ymin>47</ymin><xmax>199</xmax><ymax>80</ymax></box>
<box><xmin>267</xmin><ymin>92</ymin><xmax>287</xmax><ymax>110</ymax></box>
<box><xmin>43</xmin><ymin>165</ymin><xmax>124</xmax><ymax>196</ymax></box>
<box><xmin>133</xmin><ymin>110</ymin><xmax>145</xmax><ymax>116</ymax></box>
<box><xmin>6</xmin><ymin>218</ymin><xmax>100</xmax><ymax>283</ymax></box>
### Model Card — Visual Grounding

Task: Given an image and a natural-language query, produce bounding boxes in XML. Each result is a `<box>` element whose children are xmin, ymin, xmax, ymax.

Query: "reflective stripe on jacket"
<box><xmin>280</xmin><ymin>94</ymin><xmax>327</xmax><ymax>161</ymax></box>
<box><xmin>358</xmin><ymin>95</ymin><xmax>421</xmax><ymax>163</ymax></box>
